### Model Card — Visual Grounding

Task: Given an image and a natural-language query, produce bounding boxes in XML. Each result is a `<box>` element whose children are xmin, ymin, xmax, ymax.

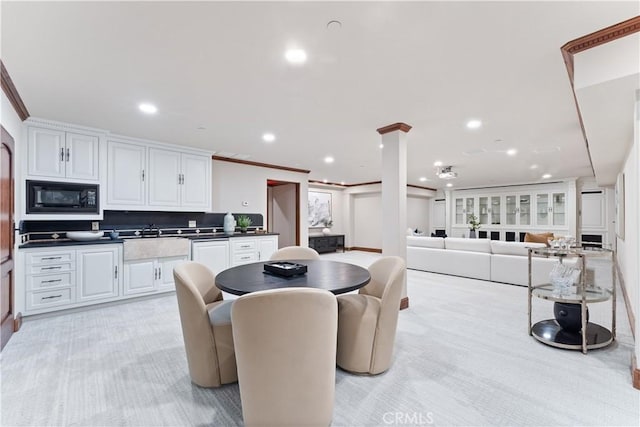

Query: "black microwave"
<box><xmin>26</xmin><ymin>180</ymin><xmax>99</xmax><ymax>214</ymax></box>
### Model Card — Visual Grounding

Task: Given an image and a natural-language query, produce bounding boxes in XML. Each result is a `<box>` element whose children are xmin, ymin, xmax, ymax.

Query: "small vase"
<box><xmin>469</xmin><ymin>230</ymin><xmax>476</xmax><ymax>238</ymax></box>
<box><xmin>322</xmin><ymin>228</ymin><xmax>331</xmax><ymax>235</ymax></box>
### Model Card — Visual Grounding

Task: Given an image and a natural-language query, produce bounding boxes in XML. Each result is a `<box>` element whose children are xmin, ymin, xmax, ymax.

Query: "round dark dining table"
<box><xmin>215</xmin><ymin>259</ymin><xmax>371</xmax><ymax>296</ymax></box>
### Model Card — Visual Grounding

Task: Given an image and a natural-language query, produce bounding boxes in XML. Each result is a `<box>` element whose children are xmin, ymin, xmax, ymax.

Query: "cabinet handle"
<box><xmin>142</xmin><ymin>170</ymin><xmax>145</xmax><ymax>182</ymax></box>
<box><xmin>241</xmin><ymin>256</ymin><xmax>250</xmax><ymax>260</ymax></box>
<box><xmin>42</xmin><ymin>279</ymin><xmax>62</xmax><ymax>284</ymax></box>
<box><xmin>158</xmin><ymin>267</ymin><xmax>161</xmax><ymax>279</ymax></box>
<box><xmin>154</xmin><ymin>268</ymin><xmax>158</xmax><ymax>280</ymax></box>
<box><xmin>41</xmin><ymin>266</ymin><xmax>62</xmax><ymax>270</ymax></box>
<box><xmin>60</xmin><ymin>148</ymin><xmax>64</xmax><ymax>161</ymax></box>
<box><xmin>114</xmin><ymin>265</ymin><xmax>118</xmax><ymax>279</ymax></box>
<box><xmin>42</xmin><ymin>294</ymin><xmax>62</xmax><ymax>300</ymax></box>
<box><xmin>42</xmin><ymin>256</ymin><xmax>62</xmax><ymax>260</ymax></box>
<box><xmin>66</xmin><ymin>148</ymin><xmax>70</xmax><ymax>162</ymax></box>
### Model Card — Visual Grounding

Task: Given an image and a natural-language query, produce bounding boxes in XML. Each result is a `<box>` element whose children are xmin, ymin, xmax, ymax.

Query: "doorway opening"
<box><xmin>266</xmin><ymin>180</ymin><xmax>300</xmax><ymax>248</ymax></box>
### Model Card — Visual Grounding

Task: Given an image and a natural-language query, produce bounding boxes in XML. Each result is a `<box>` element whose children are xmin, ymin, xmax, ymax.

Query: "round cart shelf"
<box><xmin>531</xmin><ymin>320</ymin><xmax>613</xmax><ymax>351</ymax></box>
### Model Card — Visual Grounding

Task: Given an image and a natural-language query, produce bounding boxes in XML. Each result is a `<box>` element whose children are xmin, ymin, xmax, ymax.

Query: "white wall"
<box><xmin>617</xmin><ymin>91</ymin><xmax>639</xmax><ymax>368</ymax></box>
<box><xmin>407</xmin><ymin>196</ymin><xmax>430</xmax><ymax>233</ymax></box>
<box><xmin>353</xmin><ymin>193</ymin><xmax>382</xmax><ymax>249</ymax></box>
<box><xmin>272</xmin><ymin>183</ymin><xmax>297</xmax><ymax>248</ymax></box>
<box><xmin>211</xmin><ymin>159</ymin><xmax>309</xmax><ymax>246</ymax></box>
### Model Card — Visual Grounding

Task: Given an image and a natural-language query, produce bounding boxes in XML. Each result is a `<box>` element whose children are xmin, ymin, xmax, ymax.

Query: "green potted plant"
<box><xmin>236</xmin><ymin>215</ymin><xmax>252</xmax><ymax>233</ymax></box>
<box><xmin>468</xmin><ymin>214</ymin><xmax>480</xmax><ymax>238</ymax></box>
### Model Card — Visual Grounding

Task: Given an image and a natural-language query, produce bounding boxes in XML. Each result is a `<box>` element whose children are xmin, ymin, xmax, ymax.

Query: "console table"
<box><xmin>527</xmin><ymin>246</ymin><xmax>616</xmax><ymax>354</ymax></box>
<box><xmin>309</xmin><ymin>234</ymin><xmax>345</xmax><ymax>254</ymax></box>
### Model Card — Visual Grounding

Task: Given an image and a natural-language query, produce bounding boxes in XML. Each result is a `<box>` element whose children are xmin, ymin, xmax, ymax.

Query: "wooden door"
<box><xmin>1</xmin><ymin>126</ymin><xmax>16</xmax><ymax>350</ymax></box>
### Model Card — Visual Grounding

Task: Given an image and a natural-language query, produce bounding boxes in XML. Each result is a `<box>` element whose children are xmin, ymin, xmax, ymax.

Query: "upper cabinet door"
<box><xmin>65</xmin><ymin>132</ymin><xmax>99</xmax><ymax>181</ymax></box>
<box><xmin>27</xmin><ymin>127</ymin><xmax>66</xmax><ymax>178</ymax></box>
<box><xmin>180</xmin><ymin>153</ymin><xmax>210</xmax><ymax>209</ymax></box>
<box><xmin>148</xmin><ymin>148</ymin><xmax>181</xmax><ymax>207</ymax></box>
<box><xmin>107</xmin><ymin>140</ymin><xmax>146</xmax><ymax>206</ymax></box>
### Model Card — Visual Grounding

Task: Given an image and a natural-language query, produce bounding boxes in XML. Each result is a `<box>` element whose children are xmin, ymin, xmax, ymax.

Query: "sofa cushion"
<box><xmin>444</xmin><ymin>237</ymin><xmax>491</xmax><ymax>253</ymax></box>
<box><xmin>524</xmin><ymin>232</ymin><xmax>554</xmax><ymax>245</ymax></box>
<box><xmin>490</xmin><ymin>241</ymin><xmax>546</xmax><ymax>256</ymax></box>
<box><xmin>407</xmin><ymin>236</ymin><xmax>445</xmax><ymax>249</ymax></box>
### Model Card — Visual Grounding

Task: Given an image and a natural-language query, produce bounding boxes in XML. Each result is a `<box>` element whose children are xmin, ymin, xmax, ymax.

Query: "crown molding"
<box><xmin>1</xmin><ymin>60</ymin><xmax>29</xmax><ymax>121</ymax></box>
<box><xmin>213</xmin><ymin>155</ymin><xmax>310</xmax><ymax>174</ymax></box>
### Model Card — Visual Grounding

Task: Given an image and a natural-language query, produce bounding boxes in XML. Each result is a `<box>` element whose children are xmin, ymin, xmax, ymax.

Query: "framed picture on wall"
<box><xmin>308</xmin><ymin>191</ymin><xmax>332</xmax><ymax>227</ymax></box>
<box><xmin>615</xmin><ymin>172</ymin><xmax>625</xmax><ymax>240</ymax></box>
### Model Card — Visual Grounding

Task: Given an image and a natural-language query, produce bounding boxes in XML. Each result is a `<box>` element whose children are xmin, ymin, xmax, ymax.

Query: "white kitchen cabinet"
<box><xmin>192</xmin><ymin>240</ymin><xmax>230</xmax><ymax>274</ymax></box>
<box><xmin>106</xmin><ymin>139</ymin><xmax>211</xmax><ymax>211</ymax></box>
<box><xmin>148</xmin><ymin>148</ymin><xmax>181</xmax><ymax>207</ymax></box>
<box><xmin>76</xmin><ymin>246</ymin><xmax>120</xmax><ymax>302</ymax></box>
<box><xmin>107</xmin><ymin>140</ymin><xmax>147</xmax><ymax>206</ymax></box>
<box><xmin>257</xmin><ymin>236</ymin><xmax>278</xmax><ymax>261</ymax></box>
<box><xmin>123</xmin><ymin>255</ymin><xmax>188</xmax><ymax>295</ymax></box>
<box><xmin>148</xmin><ymin>148</ymin><xmax>210</xmax><ymax>210</ymax></box>
<box><xmin>27</xmin><ymin>127</ymin><xmax>99</xmax><ymax>181</ymax></box>
<box><xmin>23</xmin><ymin>244</ymin><xmax>121</xmax><ymax>314</ymax></box>
<box><xmin>505</xmin><ymin>193</ymin><xmax>531</xmax><ymax>226</ymax></box>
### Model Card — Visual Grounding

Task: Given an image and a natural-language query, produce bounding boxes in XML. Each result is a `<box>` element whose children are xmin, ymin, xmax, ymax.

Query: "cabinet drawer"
<box><xmin>27</xmin><ymin>288</ymin><xmax>75</xmax><ymax>311</ymax></box>
<box><xmin>233</xmin><ymin>252</ymin><xmax>257</xmax><ymax>265</ymax></box>
<box><xmin>26</xmin><ymin>251</ymin><xmax>74</xmax><ymax>265</ymax></box>
<box><xmin>26</xmin><ymin>272</ymin><xmax>75</xmax><ymax>291</ymax></box>
<box><xmin>231</xmin><ymin>239</ymin><xmax>257</xmax><ymax>252</ymax></box>
<box><xmin>27</xmin><ymin>262</ymin><xmax>74</xmax><ymax>275</ymax></box>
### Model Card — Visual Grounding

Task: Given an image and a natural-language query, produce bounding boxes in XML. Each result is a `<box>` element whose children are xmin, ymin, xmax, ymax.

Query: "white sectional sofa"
<box><xmin>407</xmin><ymin>236</ymin><xmax>567</xmax><ymax>287</ymax></box>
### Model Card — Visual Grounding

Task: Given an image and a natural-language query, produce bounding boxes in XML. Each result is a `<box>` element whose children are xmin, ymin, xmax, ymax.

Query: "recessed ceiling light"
<box><xmin>434</xmin><ymin>161</ymin><xmax>443</xmax><ymax>167</ymax></box>
<box><xmin>466</xmin><ymin>119</ymin><xmax>482</xmax><ymax>129</ymax></box>
<box><xmin>506</xmin><ymin>149</ymin><xmax>517</xmax><ymax>156</ymax></box>
<box><xmin>542</xmin><ymin>173</ymin><xmax>552</xmax><ymax>179</ymax></box>
<box><xmin>379</xmin><ymin>144</ymin><xmax>384</xmax><ymax>148</ymax></box>
<box><xmin>446</xmin><ymin>183</ymin><xmax>453</xmax><ymax>187</ymax></box>
<box><xmin>323</xmin><ymin>179</ymin><xmax>328</xmax><ymax>183</ymax></box>
<box><xmin>340</xmin><ymin>181</ymin><xmax>345</xmax><ymax>185</ymax></box>
<box><xmin>530</xmin><ymin>164</ymin><xmax>539</xmax><ymax>170</ymax></box>
<box><xmin>327</xmin><ymin>20</ymin><xmax>342</xmax><ymax>31</ymax></box>
<box><xmin>419</xmin><ymin>177</ymin><xmax>427</xmax><ymax>182</ymax></box>
<box><xmin>285</xmin><ymin>48</ymin><xmax>307</xmax><ymax>64</ymax></box>
<box><xmin>197</xmin><ymin>126</ymin><xmax>206</xmax><ymax>130</ymax></box>
<box><xmin>262</xmin><ymin>133</ymin><xmax>276</xmax><ymax>143</ymax></box>
<box><xmin>139</xmin><ymin>103</ymin><xmax>158</xmax><ymax>114</ymax></box>
<box><xmin>324</xmin><ymin>156</ymin><xmax>334</xmax><ymax>164</ymax></box>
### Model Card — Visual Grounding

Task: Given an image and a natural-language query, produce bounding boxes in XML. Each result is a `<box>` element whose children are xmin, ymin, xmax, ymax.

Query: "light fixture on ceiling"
<box><xmin>446</xmin><ymin>183</ymin><xmax>453</xmax><ymax>187</ymax></box>
<box><xmin>506</xmin><ymin>149</ymin><xmax>517</xmax><ymax>156</ymax></box>
<box><xmin>436</xmin><ymin>165</ymin><xmax>457</xmax><ymax>180</ymax></box>
<box><xmin>340</xmin><ymin>181</ymin><xmax>345</xmax><ymax>185</ymax></box>
<box><xmin>324</xmin><ymin>156</ymin><xmax>334</xmax><ymax>164</ymax></box>
<box><xmin>419</xmin><ymin>177</ymin><xmax>428</xmax><ymax>182</ymax></box>
<box><xmin>138</xmin><ymin>103</ymin><xmax>158</xmax><ymax>114</ymax></box>
<box><xmin>530</xmin><ymin>164</ymin><xmax>539</xmax><ymax>170</ymax></box>
<box><xmin>285</xmin><ymin>48</ymin><xmax>307</xmax><ymax>64</ymax></box>
<box><xmin>466</xmin><ymin>119</ymin><xmax>482</xmax><ymax>129</ymax></box>
<box><xmin>379</xmin><ymin>143</ymin><xmax>384</xmax><ymax>149</ymax></box>
<box><xmin>262</xmin><ymin>133</ymin><xmax>276</xmax><ymax>143</ymax></box>
<box><xmin>433</xmin><ymin>161</ymin><xmax>443</xmax><ymax>167</ymax></box>
<box><xmin>323</xmin><ymin>179</ymin><xmax>328</xmax><ymax>183</ymax></box>
<box><xmin>542</xmin><ymin>173</ymin><xmax>552</xmax><ymax>179</ymax></box>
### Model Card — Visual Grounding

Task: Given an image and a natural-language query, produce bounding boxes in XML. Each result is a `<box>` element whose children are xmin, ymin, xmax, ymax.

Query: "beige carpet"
<box><xmin>1</xmin><ymin>251</ymin><xmax>637</xmax><ymax>426</ymax></box>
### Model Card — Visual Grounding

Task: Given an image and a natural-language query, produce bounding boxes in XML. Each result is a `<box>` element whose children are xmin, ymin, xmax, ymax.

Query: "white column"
<box><xmin>377</xmin><ymin>123</ymin><xmax>411</xmax><ymax>308</ymax></box>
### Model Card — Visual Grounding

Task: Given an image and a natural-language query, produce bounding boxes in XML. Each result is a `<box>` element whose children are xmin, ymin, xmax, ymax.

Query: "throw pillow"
<box><xmin>524</xmin><ymin>232</ymin><xmax>554</xmax><ymax>245</ymax></box>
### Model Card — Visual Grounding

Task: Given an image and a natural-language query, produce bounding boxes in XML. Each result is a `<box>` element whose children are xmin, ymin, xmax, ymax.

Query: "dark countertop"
<box><xmin>19</xmin><ymin>232</ymin><xmax>279</xmax><ymax>248</ymax></box>
<box><xmin>19</xmin><ymin>238</ymin><xmax>125</xmax><ymax>249</ymax></box>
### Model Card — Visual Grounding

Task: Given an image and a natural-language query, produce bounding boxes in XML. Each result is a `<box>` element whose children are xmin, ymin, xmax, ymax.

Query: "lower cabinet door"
<box><xmin>191</xmin><ymin>241</ymin><xmax>229</xmax><ymax>275</ymax></box>
<box><xmin>157</xmin><ymin>256</ymin><xmax>188</xmax><ymax>292</ymax></box>
<box><xmin>124</xmin><ymin>259</ymin><xmax>156</xmax><ymax>295</ymax></box>
<box><xmin>76</xmin><ymin>247</ymin><xmax>120</xmax><ymax>302</ymax></box>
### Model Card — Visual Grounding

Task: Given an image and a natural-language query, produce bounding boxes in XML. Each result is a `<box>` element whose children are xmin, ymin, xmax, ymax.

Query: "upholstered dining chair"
<box><xmin>173</xmin><ymin>261</ymin><xmax>237</xmax><ymax>388</ymax></box>
<box><xmin>336</xmin><ymin>256</ymin><xmax>405</xmax><ymax>375</ymax></box>
<box><xmin>269</xmin><ymin>245</ymin><xmax>321</xmax><ymax>261</ymax></box>
<box><xmin>232</xmin><ymin>288</ymin><xmax>337</xmax><ymax>426</ymax></box>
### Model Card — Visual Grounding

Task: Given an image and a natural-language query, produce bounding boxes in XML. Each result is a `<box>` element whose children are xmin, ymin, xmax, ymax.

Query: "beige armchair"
<box><xmin>173</xmin><ymin>261</ymin><xmax>237</xmax><ymax>388</ymax></box>
<box><xmin>269</xmin><ymin>245</ymin><xmax>321</xmax><ymax>261</ymax></box>
<box><xmin>232</xmin><ymin>288</ymin><xmax>337</xmax><ymax>426</ymax></box>
<box><xmin>336</xmin><ymin>256</ymin><xmax>405</xmax><ymax>374</ymax></box>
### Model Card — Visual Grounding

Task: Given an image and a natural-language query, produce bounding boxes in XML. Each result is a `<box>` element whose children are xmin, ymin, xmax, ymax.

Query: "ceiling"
<box><xmin>2</xmin><ymin>1</ymin><xmax>638</xmax><ymax>190</ymax></box>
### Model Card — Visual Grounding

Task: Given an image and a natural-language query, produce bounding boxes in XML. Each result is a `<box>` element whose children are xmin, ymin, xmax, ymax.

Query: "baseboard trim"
<box><xmin>346</xmin><ymin>247</ymin><xmax>382</xmax><ymax>253</ymax></box>
<box><xmin>399</xmin><ymin>297</ymin><xmax>409</xmax><ymax>310</ymax></box>
<box><xmin>616</xmin><ymin>262</ymin><xmax>635</xmax><ymax>338</ymax></box>
<box><xmin>632</xmin><ymin>355</ymin><xmax>640</xmax><ymax>390</ymax></box>
<box><xmin>13</xmin><ymin>312</ymin><xmax>22</xmax><ymax>332</ymax></box>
